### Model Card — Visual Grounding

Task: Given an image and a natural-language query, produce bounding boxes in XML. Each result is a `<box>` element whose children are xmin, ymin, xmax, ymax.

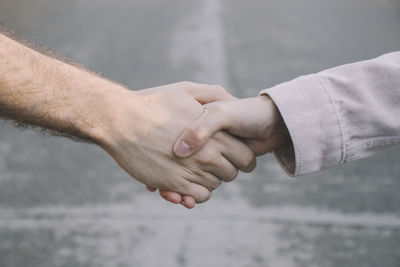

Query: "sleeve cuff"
<box><xmin>260</xmin><ymin>74</ymin><xmax>345</xmax><ymax>176</ymax></box>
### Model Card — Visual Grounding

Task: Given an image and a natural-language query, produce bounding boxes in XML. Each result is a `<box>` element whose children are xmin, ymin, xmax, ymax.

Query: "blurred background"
<box><xmin>0</xmin><ymin>0</ymin><xmax>399</xmax><ymax>266</ymax></box>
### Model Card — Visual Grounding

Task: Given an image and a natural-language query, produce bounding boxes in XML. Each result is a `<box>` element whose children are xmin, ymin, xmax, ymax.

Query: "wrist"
<box><xmin>86</xmin><ymin>84</ymin><xmax>150</xmax><ymax>152</ymax></box>
<box><xmin>74</xmin><ymin>78</ymin><xmax>137</xmax><ymax>148</ymax></box>
<box><xmin>257</xmin><ymin>94</ymin><xmax>290</xmax><ymax>147</ymax></box>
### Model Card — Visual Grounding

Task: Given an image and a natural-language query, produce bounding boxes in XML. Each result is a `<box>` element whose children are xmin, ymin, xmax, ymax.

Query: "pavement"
<box><xmin>0</xmin><ymin>0</ymin><xmax>399</xmax><ymax>266</ymax></box>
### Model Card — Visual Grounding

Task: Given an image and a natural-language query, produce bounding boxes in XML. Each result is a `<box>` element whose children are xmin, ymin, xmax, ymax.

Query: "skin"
<box><xmin>151</xmin><ymin>95</ymin><xmax>290</xmax><ymax>207</ymax></box>
<box><xmin>0</xmin><ymin>32</ymin><xmax>256</xmax><ymax>204</ymax></box>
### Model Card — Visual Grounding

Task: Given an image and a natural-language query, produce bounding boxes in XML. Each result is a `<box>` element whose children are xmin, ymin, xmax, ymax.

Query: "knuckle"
<box><xmin>226</xmin><ymin>168</ymin><xmax>239</xmax><ymax>182</ymax></box>
<box><xmin>211</xmin><ymin>102</ymin><xmax>228</xmax><ymax>114</ymax></box>
<box><xmin>213</xmin><ymin>84</ymin><xmax>227</xmax><ymax>94</ymax></box>
<box><xmin>197</xmin><ymin>191</ymin><xmax>212</xmax><ymax>203</ymax></box>
<box><xmin>187</xmin><ymin>126</ymin><xmax>208</xmax><ymax>143</ymax></box>
<box><xmin>197</xmin><ymin>149</ymin><xmax>218</xmax><ymax>165</ymax></box>
<box><xmin>212</xmin><ymin>131</ymin><xmax>224</xmax><ymax>142</ymax></box>
<box><xmin>242</xmin><ymin>150</ymin><xmax>257</xmax><ymax>172</ymax></box>
<box><xmin>209</xmin><ymin>178</ymin><xmax>222</xmax><ymax>191</ymax></box>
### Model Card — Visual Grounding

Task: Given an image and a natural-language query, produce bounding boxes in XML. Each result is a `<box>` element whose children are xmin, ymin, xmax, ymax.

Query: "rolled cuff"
<box><xmin>260</xmin><ymin>74</ymin><xmax>345</xmax><ymax>176</ymax></box>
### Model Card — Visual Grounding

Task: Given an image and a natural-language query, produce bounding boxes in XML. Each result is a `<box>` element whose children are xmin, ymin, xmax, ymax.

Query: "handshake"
<box><xmin>99</xmin><ymin>82</ymin><xmax>290</xmax><ymax>209</ymax></box>
<box><xmin>1</xmin><ymin>32</ymin><xmax>398</xmax><ymax>209</ymax></box>
<box><xmin>1</xmin><ymin>32</ymin><xmax>291</xmax><ymax>209</ymax></box>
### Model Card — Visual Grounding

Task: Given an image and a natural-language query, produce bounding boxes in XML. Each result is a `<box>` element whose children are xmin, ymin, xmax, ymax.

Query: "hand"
<box><xmin>174</xmin><ymin>95</ymin><xmax>289</xmax><ymax>156</ymax></box>
<box><xmin>156</xmin><ymin>95</ymin><xmax>290</xmax><ymax>207</ymax></box>
<box><xmin>98</xmin><ymin>82</ymin><xmax>256</xmax><ymax>204</ymax></box>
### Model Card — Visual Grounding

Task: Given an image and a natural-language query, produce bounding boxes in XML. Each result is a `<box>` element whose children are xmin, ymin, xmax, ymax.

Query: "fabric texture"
<box><xmin>260</xmin><ymin>52</ymin><xmax>400</xmax><ymax>176</ymax></box>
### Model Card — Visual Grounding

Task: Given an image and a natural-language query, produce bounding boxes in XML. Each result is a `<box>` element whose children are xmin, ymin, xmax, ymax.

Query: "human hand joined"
<box><xmin>99</xmin><ymin>82</ymin><xmax>256</xmax><ymax>205</ymax></box>
<box><xmin>156</xmin><ymin>95</ymin><xmax>290</xmax><ymax>207</ymax></box>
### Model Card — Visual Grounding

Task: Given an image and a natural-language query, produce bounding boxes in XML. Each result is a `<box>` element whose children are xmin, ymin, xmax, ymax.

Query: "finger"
<box><xmin>181</xmin><ymin>195</ymin><xmax>196</xmax><ymax>209</ymax></box>
<box><xmin>187</xmin><ymin>170</ymin><xmax>222</xmax><ymax>192</ymax></box>
<box><xmin>159</xmin><ymin>190</ymin><xmax>182</xmax><ymax>204</ymax></box>
<box><xmin>213</xmin><ymin>131</ymin><xmax>257</xmax><ymax>173</ymax></box>
<box><xmin>184</xmin><ymin>82</ymin><xmax>236</xmax><ymax>104</ymax></box>
<box><xmin>206</xmin><ymin>155</ymin><xmax>239</xmax><ymax>182</ymax></box>
<box><xmin>146</xmin><ymin>185</ymin><xmax>158</xmax><ymax>192</ymax></box>
<box><xmin>197</xmin><ymin>143</ymin><xmax>239</xmax><ymax>182</ymax></box>
<box><xmin>159</xmin><ymin>190</ymin><xmax>196</xmax><ymax>209</ymax></box>
<box><xmin>178</xmin><ymin>180</ymin><xmax>212</xmax><ymax>203</ymax></box>
<box><xmin>174</xmin><ymin>104</ymin><xmax>228</xmax><ymax>158</ymax></box>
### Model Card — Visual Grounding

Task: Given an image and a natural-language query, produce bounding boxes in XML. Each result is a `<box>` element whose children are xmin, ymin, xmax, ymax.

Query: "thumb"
<box><xmin>174</xmin><ymin>105</ymin><xmax>226</xmax><ymax>157</ymax></box>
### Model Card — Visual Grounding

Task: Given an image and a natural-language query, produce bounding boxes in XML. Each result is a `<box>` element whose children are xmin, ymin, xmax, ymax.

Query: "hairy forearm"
<box><xmin>0</xmin><ymin>32</ymin><xmax>127</xmax><ymax>143</ymax></box>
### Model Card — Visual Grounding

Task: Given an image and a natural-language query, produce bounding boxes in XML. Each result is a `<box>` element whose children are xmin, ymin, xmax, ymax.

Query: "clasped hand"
<box><xmin>99</xmin><ymin>81</ymin><xmax>288</xmax><ymax>209</ymax></box>
<box><xmin>124</xmin><ymin>82</ymin><xmax>290</xmax><ymax>208</ymax></box>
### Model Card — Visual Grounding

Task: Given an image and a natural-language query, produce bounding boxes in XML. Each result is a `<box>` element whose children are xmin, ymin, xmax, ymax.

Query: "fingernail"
<box><xmin>175</xmin><ymin>141</ymin><xmax>192</xmax><ymax>156</ymax></box>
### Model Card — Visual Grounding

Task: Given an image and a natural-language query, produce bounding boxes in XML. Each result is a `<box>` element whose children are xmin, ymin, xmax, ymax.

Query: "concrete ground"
<box><xmin>0</xmin><ymin>0</ymin><xmax>400</xmax><ymax>266</ymax></box>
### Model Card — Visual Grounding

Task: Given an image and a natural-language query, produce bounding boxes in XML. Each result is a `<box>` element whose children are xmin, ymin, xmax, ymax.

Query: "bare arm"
<box><xmin>0</xmin><ymin>32</ymin><xmax>114</xmax><ymax>142</ymax></box>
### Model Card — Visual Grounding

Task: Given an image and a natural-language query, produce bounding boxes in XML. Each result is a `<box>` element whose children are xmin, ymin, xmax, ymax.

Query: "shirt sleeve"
<box><xmin>260</xmin><ymin>52</ymin><xmax>400</xmax><ymax>176</ymax></box>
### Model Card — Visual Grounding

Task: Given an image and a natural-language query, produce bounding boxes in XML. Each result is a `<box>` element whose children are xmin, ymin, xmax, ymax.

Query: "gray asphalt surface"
<box><xmin>0</xmin><ymin>0</ymin><xmax>400</xmax><ymax>266</ymax></box>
